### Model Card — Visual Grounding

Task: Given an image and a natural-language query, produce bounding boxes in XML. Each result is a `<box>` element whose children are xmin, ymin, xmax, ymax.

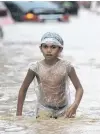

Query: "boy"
<box><xmin>16</xmin><ymin>32</ymin><xmax>83</xmax><ymax>118</ymax></box>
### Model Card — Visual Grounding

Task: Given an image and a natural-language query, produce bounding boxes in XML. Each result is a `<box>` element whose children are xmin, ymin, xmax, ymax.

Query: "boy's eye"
<box><xmin>51</xmin><ymin>45</ymin><xmax>57</xmax><ymax>49</ymax></box>
<box><xmin>42</xmin><ymin>44</ymin><xmax>57</xmax><ymax>49</ymax></box>
<box><xmin>43</xmin><ymin>45</ymin><xmax>48</xmax><ymax>48</ymax></box>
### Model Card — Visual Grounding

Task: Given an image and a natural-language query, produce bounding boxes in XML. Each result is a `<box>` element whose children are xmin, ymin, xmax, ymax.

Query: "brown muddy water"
<box><xmin>0</xmin><ymin>9</ymin><xmax>100</xmax><ymax>134</ymax></box>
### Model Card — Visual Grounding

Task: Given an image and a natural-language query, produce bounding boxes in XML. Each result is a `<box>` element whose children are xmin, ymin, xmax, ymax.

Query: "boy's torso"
<box><xmin>31</xmin><ymin>59</ymin><xmax>71</xmax><ymax>107</ymax></box>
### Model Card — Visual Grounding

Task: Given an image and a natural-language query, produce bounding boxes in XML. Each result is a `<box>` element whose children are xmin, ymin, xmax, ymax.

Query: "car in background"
<box><xmin>59</xmin><ymin>1</ymin><xmax>79</xmax><ymax>15</ymax></box>
<box><xmin>78</xmin><ymin>1</ymin><xmax>91</xmax><ymax>9</ymax></box>
<box><xmin>0</xmin><ymin>2</ymin><xmax>14</xmax><ymax>39</ymax></box>
<box><xmin>4</xmin><ymin>1</ymin><xmax>69</xmax><ymax>22</ymax></box>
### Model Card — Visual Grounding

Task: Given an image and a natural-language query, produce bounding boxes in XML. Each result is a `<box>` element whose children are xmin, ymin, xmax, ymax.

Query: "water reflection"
<box><xmin>0</xmin><ymin>115</ymin><xmax>100</xmax><ymax>134</ymax></box>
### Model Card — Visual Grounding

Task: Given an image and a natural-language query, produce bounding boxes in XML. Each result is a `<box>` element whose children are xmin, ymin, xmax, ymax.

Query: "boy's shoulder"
<box><xmin>28</xmin><ymin>60</ymin><xmax>42</xmax><ymax>71</ymax></box>
<box><xmin>59</xmin><ymin>59</ymin><xmax>73</xmax><ymax>73</ymax></box>
<box><xmin>59</xmin><ymin>59</ymin><xmax>72</xmax><ymax>66</ymax></box>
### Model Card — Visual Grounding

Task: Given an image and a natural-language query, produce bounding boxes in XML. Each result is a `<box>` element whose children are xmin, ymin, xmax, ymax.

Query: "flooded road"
<box><xmin>0</xmin><ymin>9</ymin><xmax>100</xmax><ymax>134</ymax></box>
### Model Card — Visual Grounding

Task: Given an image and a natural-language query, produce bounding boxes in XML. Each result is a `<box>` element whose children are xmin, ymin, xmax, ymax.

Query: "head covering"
<box><xmin>40</xmin><ymin>32</ymin><xmax>64</xmax><ymax>48</ymax></box>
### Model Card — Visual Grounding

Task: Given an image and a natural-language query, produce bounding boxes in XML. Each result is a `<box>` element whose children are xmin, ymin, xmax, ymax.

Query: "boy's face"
<box><xmin>40</xmin><ymin>43</ymin><xmax>63</xmax><ymax>60</ymax></box>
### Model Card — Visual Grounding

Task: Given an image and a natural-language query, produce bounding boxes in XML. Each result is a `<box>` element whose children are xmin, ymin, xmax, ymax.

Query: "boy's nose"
<box><xmin>47</xmin><ymin>47</ymin><xmax>52</xmax><ymax>53</ymax></box>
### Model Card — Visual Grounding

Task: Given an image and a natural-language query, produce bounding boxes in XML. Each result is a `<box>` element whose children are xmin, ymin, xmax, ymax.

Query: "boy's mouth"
<box><xmin>46</xmin><ymin>54</ymin><xmax>52</xmax><ymax>56</ymax></box>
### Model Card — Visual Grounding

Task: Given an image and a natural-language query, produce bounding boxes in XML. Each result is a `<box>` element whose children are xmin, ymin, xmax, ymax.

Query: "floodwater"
<box><xmin>0</xmin><ymin>9</ymin><xmax>100</xmax><ymax>134</ymax></box>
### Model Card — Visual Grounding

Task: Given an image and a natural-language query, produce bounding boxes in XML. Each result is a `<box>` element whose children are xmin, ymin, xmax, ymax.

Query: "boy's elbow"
<box><xmin>79</xmin><ymin>87</ymin><xmax>84</xmax><ymax>95</ymax></box>
<box><xmin>18</xmin><ymin>88</ymin><xmax>27</xmax><ymax>97</ymax></box>
<box><xmin>76</xmin><ymin>86</ymin><xmax>84</xmax><ymax>94</ymax></box>
<box><xmin>19</xmin><ymin>84</ymin><xmax>28</xmax><ymax>94</ymax></box>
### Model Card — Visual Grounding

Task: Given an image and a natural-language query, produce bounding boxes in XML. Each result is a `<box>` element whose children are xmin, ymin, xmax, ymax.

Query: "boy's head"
<box><xmin>40</xmin><ymin>32</ymin><xmax>64</xmax><ymax>60</ymax></box>
<box><xmin>40</xmin><ymin>32</ymin><xmax>64</xmax><ymax>48</ymax></box>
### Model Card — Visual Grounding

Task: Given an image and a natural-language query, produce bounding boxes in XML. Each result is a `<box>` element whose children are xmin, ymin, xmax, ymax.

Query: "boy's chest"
<box><xmin>38</xmin><ymin>64</ymin><xmax>68</xmax><ymax>85</ymax></box>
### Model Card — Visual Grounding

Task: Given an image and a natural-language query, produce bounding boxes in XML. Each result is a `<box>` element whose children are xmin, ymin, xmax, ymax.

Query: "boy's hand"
<box><xmin>64</xmin><ymin>103</ymin><xmax>78</xmax><ymax>118</ymax></box>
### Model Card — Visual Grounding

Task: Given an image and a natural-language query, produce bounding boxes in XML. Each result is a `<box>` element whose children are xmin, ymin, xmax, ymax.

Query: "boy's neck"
<box><xmin>43</xmin><ymin>58</ymin><xmax>60</xmax><ymax>66</ymax></box>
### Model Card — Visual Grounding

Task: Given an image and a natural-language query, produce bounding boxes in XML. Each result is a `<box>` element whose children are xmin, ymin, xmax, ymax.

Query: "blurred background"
<box><xmin>0</xmin><ymin>1</ymin><xmax>99</xmax><ymax>41</ymax></box>
<box><xmin>0</xmin><ymin>1</ymin><xmax>96</xmax><ymax>41</ymax></box>
<box><xmin>0</xmin><ymin>1</ymin><xmax>100</xmax><ymax>134</ymax></box>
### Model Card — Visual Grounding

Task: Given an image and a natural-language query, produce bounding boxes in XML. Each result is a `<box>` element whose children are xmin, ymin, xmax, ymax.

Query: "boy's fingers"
<box><xmin>64</xmin><ymin>110</ymin><xmax>76</xmax><ymax>118</ymax></box>
<box><xmin>68</xmin><ymin>111</ymin><xmax>73</xmax><ymax>118</ymax></box>
<box><xmin>16</xmin><ymin>114</ymin><xmax>24</xmax><ymax>119</ymax></box>
<box><xmin>64</xmin><ymin>111</ymin><xmax>70</xmax><ymax>118</ymax></box>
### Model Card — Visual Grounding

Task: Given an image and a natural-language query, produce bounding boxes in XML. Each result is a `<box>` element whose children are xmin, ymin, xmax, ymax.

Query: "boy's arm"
<box><xmin>65</xmin><ymin>67</ymin><xmax>84</xmax><ymax>118</ymax></box>
<box><xmin>16</xmin><ymin>69</ymin><xmax>36</xmax><ymax>116</ymax></box>
<box><xmin>69</xmin><ymin>67</ymin><xmax>84</xmax><ymax>106</ymax></box>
